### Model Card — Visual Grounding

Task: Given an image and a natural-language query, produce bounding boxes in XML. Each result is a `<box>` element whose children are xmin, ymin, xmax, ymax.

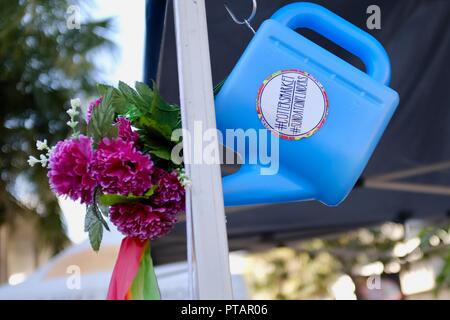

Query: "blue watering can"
<box><xmin>215</xmin><ymin>2</ymin><xmax>399</xmax><ymax>206</ymax></box>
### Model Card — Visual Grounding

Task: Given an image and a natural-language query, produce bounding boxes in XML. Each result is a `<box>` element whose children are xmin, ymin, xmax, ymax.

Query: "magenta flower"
<box><xmin>115</xmin><ymin>117</ymin><xmax>139</xmax><ymax>145</ymax></box>
<box><xmin>109</xmin><ymin>203</ymin><xmax>177</xmax><ymax>240</ymax></box>
<box><xmin>91</xmin><ymin>138</ymin><xmax>153</xmax><ymax>196</ymax></box>
<box><xmin>86</xmin><ymin>96</ymin><xmax>103</xmax><ymax>122</ymax></box>
<box><xmin>47</xmin><ymin>135</ymin><xmax>96</xmax><ymax>204</ymax></box>
<box><xmin>151</xmin><ymin>168</ymin><xmax>185</xmax><ymax>214</ymax></box>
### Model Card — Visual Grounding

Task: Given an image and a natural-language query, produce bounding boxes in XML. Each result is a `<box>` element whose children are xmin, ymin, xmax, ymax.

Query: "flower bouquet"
<box><xmin>28</xmin><ymin>81</ymin><xmax>187</xmax><ymax>300</ymax></box>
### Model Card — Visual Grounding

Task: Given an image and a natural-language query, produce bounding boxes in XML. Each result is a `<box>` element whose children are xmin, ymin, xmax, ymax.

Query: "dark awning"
<box><xmin>145</xmin><ymin>0</ymin><xmax>450</xmax><ymax>264</ymax></box>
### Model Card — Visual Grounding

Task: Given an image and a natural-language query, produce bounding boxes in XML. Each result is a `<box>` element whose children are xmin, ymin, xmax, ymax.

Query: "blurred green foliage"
<box><xmin>245</xmin><ymin>221</ymin><xmax>450</xmax><ymax>299</ymax></box>
<box><xmin>247</xmin><ymin>247</ymin><xmax>341</xmax><ymax>299</ymax></box>
<box><xmin>0</xmin><ymin>0</ymin><xmax>114</xmax><ymax>253</ymax></box>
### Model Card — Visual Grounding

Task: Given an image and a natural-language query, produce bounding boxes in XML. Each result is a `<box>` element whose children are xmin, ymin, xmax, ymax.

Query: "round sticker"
<box><xmin>256</xmin><ymin>69</ymin><xmax>328</xmax><ymax>140</ymax></box>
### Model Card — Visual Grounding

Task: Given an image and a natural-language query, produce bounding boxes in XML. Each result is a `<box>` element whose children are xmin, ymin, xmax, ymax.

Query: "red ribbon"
<box><xmin>106</xmin><ymin>237</ymin><xmax>147</xmax><ymax>300</ymax></box>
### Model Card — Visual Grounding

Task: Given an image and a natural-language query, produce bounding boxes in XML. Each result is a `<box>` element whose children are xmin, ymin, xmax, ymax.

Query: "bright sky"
<box><xmin>61</xmin><ymin>0</ymin><xmax>146</xmax><ymax>243</ymax></box>
<box><xmin>92</xmin><ymin>0</ymin><xmax>146</xmax><ymax>86</ymax></box>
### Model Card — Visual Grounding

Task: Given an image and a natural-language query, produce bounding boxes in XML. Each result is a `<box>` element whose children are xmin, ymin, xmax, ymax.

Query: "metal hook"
<box><xmin>224</xmin><ymin>0</ymin><xmax>257</xmax><ymax>34</ymax></box>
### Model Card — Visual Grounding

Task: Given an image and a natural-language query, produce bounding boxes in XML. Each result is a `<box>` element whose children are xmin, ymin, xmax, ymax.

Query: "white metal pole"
<box><xmin>173</xmin><ymin>0</ymin><xmax>233</xmax><ymax>299</ymax></box>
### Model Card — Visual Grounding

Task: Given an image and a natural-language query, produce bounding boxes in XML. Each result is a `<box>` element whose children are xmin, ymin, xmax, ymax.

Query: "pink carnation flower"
<box><xmin>91</xmin><ymin>138</ymin><xmax>153</xmax><ymax>196</ymax></box>
<box><xmin>151</xmin><ymin>168</ymin><xmax>185</xmax><ymax>214</ymax></box>
<box><xmin>47</xmin><ymin>135</ymin><xmax>96</xmax><ymax>204</ymax></box>
<box><xmin>109</xmin><ymin>203</ymin><xmax>177</xmax><ymax>240</ymax></box>
<box><xmin>115</xmin><ymin>117</ymin><xmax>139</xmax><ymax>145</ymax></box>
<box><xmin>86</xmin><ymin>96</ymin><xmax>103</xmax><ymax>122</ymax></box>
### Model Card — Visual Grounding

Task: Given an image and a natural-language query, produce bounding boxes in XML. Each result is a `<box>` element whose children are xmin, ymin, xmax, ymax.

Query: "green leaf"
<box><xmin>116</xmin><ymin>82</ymin><xmax>181</xmax><ymax>144</ymax></box>
<box><xmin>98</xmin><ymin>204</ymin><xmax>109</xmax><ymax>217</ymax></box>
<box><xmin>155</xmin><ymin>102</ymin><xmax>179</xmax><ymax>113</ymax></box>
<box><xmin>135</xmin><ymin>81</ymin><xmax>153</xmax><ymax>102</ymax></box>
<box><xmin>119</xmin><ymin>81</ymin><xmax>146</xmax><ymax>108</ymax></box>
<box><xmin>84</xmin><ymin>205</ymin><xmax>95</xmax><ymax>232</ymax></box>
<box><xmin>86</xmin><ymin>204</ymin><xmax>109</xmax><ymax>230</ymax></box>
<box><xmin>97</xmin><ymin>83</ymin><xmax>114</xmax><ymax>95</ymax></box>
<box><xmin>87</xmin><ymin>190</ymin><xmax>110</xmax><ymax>228</ymax></box>
<box><xmin>76</xmin><ymin>118</ymin><xmax>88</xmax><ymax>136</ymax></box>
<box><xmin>87</xmin><ymin>88</ymin><xmax>118</xmax><ymax>144</ymax></box>
<box><xmin>98</xmin><ymin>83</ymin><xmax>129</xmax><ymax>114</ymax></box>
<box><xmin>144</xmin><ymin>185</ymin><xmax>158</xmax><ymax>196</ymax></box>
<box><xmin>93</xmin><ymin>190</ymin><xmax>110</xmax><ymax>231</ymax></box>
<box><xmin>149</xmin><ymin>145</ymin><xmax>172</xmax><ymax>161</ymax></box>
<box><xmin>110</xmin><ymin>89</ymin><xmax>129</xmax><ymax>114</ymax></box>
<box><xmin>98</xmin><ymin>186</ymin><xmax>158</xmax><ymax>206</ymax></box>
<box><xmin>89</xmin><ymin>220</ymin><xmax>103</xmax><ymax>252</ymax></box>
<box><xmin>85</xmin><ymin>205</ymin><xmax>104</xmax><ymax>252</ymax></box>
<box><xmin>110</xmin><ymin>81</ymin><xmax>182</xmax><ymax>166</ymax></box>
<box><xmin>98</xmin><ymin>194</ymin><xmax>142</xmax><ymax>206</ymax></box>
<box><xmin>146</xmin><ymin>88</ymin><xmax>181</xmax><ymax>141</ymax></box>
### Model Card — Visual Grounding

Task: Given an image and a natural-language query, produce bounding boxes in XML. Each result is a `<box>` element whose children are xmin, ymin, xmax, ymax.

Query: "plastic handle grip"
<box><xmin>271</xmin><ymin>2</ymin><xmax>391</xmax><ymax>85</ymax></box>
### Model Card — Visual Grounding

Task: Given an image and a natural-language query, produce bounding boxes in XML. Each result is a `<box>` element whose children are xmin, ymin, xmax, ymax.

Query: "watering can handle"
<box><xmin>271</xmin><ymin>2</ymin><xmax>391</xmax><ymax>85</ymax></box>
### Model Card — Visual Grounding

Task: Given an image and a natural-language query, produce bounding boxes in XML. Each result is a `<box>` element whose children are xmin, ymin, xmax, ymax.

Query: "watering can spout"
<box><xmin>222</xmin><ymin>166</ymin><xmax>315</xmax><ymax>206</ymax></box>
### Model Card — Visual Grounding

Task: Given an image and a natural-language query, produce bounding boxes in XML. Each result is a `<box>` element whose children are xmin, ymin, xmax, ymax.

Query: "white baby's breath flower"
<box><xmin>39</xmin><ymin>154</ymin><xmax>48</xmax><ymax>167</ymax></box>
<box><xmin>181</xmin><ymin>177</ymin><xmax>192</xmax><ymax>187</ymax></box>
<box><xmin>36</xmin><ymin>139</ymin><xmax>48</xmax><ymax>151</ymax></box>
<box><xmin>67</xmin><ymin>100</ymin><xmax>81</xmax><ymax>137</ymax></box>
<box><xmin>67</xmin><ymin>120</ymin><xmax>78</xmax><ymax>128</ymax></box>
<box><xmin>70</xmin><ymin>98</ymin><xmax>81</xmax><ymax>109</ymax></box>
<box><xmin>27</xmin><ymin>156</ymin><xmax>40</xmax><ymax>167</ymax></box>
<box><xmin>176</xmin><ymin>167</ymin><xmax>192</xmax><ymax>187</ymax></box>
<box><xmin>67</xmin><ymin>108</ymin><xmax>80</xmax><ymax>118</ymax></box>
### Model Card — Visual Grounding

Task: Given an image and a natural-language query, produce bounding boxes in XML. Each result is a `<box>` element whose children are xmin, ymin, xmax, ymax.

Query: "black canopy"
<box><xmin>145</xmin><ymin>0</ymin><xmax>450</xmax><ymax>264</ymax></box>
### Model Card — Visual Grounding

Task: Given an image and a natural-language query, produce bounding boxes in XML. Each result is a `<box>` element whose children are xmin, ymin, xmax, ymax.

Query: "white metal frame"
<box><xmin>173</xmin><ymin>0</ymin><xmax>233</xmax><ymax>299</ymax></box>
<box><xmin>364</xmin><ymin>161</ymin><xmax>450</xmax><ymax>196</ymax></box>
